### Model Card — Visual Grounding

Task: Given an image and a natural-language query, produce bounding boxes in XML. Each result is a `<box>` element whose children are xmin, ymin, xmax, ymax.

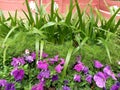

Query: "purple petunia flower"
<box><xmin>49</xmin><ymin>55</ymin><xmax>59</xmax><ymax>64</ymax></box>
<box><xmin>37</xmin><ymin>60</ymin><xmax>48</xmax><ymax>70</ymax></box>
<box><xmin>111</xmin><ymin>84</ymin><xmax>119</xmax><ymax>90</ymax></box>
<box><xmin>94</xmin><ymin>60</ymin><xmax>103</xmax><ymax>69</ymax></box>
<box><xmin>103</xmin><ymin>66</ymin><xmax>117</xmax><ymax>80</ymax></box>
<box><xmin>52</xmin><ymin>75</ymin><xmax>58</xmax><ymax>82</ymax></box>
<box><xmin>25</xmin><ymin>56</ymin><xmax>34</xmax><ymax>63</ymax></box>
<box><xmin>60</xmin><ymin>58</ymin><xmax>65</xmax><ymax>65</ymax></box>
<box><xmin>31</xmin><ymin>52</ymin><xmax>36</xmax><ymax>60</ymax></box>
<box><xmin>37</xmin><ymin>70</ymin><xmax>50</xmax><ymax>80</ymax></box>
<box><xmin>74</xmin><ymin>62</ymin><xmax>84</xmax><ymax>72</ymax></box>
<box><xmin>5</xmin><ymin>83</ymin><xmax>16</xmax><ymax>90</ymax></box>
<box><xmin>62</xmin><ymin>85</ymin><xmax>71</xmax><ymax>90</ymax></box>
<box><xmin>64</xmin><ymin>80</ymin><xmax>69</xmax><ymax>85</ymax></box>
<box><xmin>86</xmin><ymin>75</ymin><xmax>92</xmax><ymax>84</ymax></box>
<box><xmin>0</xmin><ymin>79</ymin><xmax>7</xmax><ymax>87</ymax></box>
<box><xmin>117</xmin><ymin>73</ymin><xmax>120</xmax><ymax>78</ymax></box>
<box><xmin>11</xmin><ymin>68</ymin><xmax>24</xmax><ymax>81</ymax></box>
<box><xmin>110</xmin><ymin>82</ymin><xmax>120</xmax><ymax>90</ymax></box>
<box><xmin>74</xmin><ymin>74</ymin><xmax>81</xmax><ymax>82</ymax></box>
<box><xmin>83</xmin><ymin>66</ymin><xmax>89</xmax><ymax>74</ymax></box>
<box><xmin>116</xmin><ymin>82</ymin><xmax>120</xmax><ymax>87</ymax></box>
<box><xmin>11</xmin><ymin>57</ymin><xmax>25</xmax><ymax>67</ymax></box>
<box><xmin>31</xmin><ymin>81</ymin><xmax>44</xmax><ymax>90</ymax></box>
<box><xmin>93</xmin><ymin>72</ymin><xmax>107</xmax><ymax>88</ymax></box>
<box><xmin>42</xmin><ymin>52</ymin><xmax>48</xmax><ymax>58</ymax></box>
<box><xmin>55</xmin><ymin>64</ymin><xmax>63</xmax><ymax>73</ymax></box>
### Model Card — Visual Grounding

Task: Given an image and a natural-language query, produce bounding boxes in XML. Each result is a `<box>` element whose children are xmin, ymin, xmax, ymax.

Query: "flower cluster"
<box><xmin>0</xmin><ymin>79</ymin><xmax>15</xmax><ymax>90</ymax></box>
<box><xmin>0</xmin><ymin>49</ymin><xmax>120</xmax><ymax>90</ymax></box>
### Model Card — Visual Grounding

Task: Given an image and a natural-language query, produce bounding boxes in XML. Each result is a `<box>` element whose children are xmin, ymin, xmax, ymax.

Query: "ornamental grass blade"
<box><xmin>95</xmin><ymin>8</ymin><xmax>104</xmax><ymax>22</ymax></box>
<box><xmin>98</xmin><ymin>37</ymin><xmax>112</xmax><ymax>63</ymax></box>
<box><xmin>8</xmin><ymin>10</ymin><xmax>18</xmax><ymax>26</ymax></box>
<box><xmin>73</xmin><ymin>37</ymin><xmax>89</xmax><ymax>54</ymax></box>
<box><xmin>104</xmin><ymin>8</ymin><xmax>120</xmax><ymax>30</ymax></box>
<box><xmin>2</xmin><ymin>26</ymin><xmax>18</xmax><ymax>48</ymax></box>
<box><xmin>25</xmin><ymin>0</ymin><xmax>34</xmax><ymax>24</ymax></box>
<box><xmin>0</xmin><ymin>10</ymin><xmax>6</xmax><ymax>22</ymax></box>
<box><xmin>50</xmin><ymin>0</ymin><xmax>54</xmax><ymax>21</ymax></box>
<box><xmin>3</xmin><ymin>45</ymin><xmax>8</xmax><ymax>69</ymax></box>
<box><xmin>65</xmin><ymin>0</ymin><xmax>74</xmax><ymax>24</ymax></box>
<box><xmin>113</xmin><ymin>19</ymin><xmax>120</xmax><ymax>33</ymax></box>
<box><xmin>35</xmin><ymin>36</ymin><xmax>39</xmax><ymax>61</ymax></box>
<box><xmin>32</xmin><ymin>27</ymin><xmax>46</xmax><ymax>38</ymax></box>
<box><xmin>0</xmin><ymin>22</ymin><xmax>10</xmax><ymax>38</ymax></box>
<box><xmin>62</xmin><ymin>47</ymin><xmax>73</xmax><ymax>79</ymax></box>
<box><xmin>39</xmin><ymin>22</ymin><xmax>56</xmax><ymax>30</ymax></box>
<box><xmin>74</xmin><ymin>0</ymin><xmax>83</xmax><ymax>30</ymax></box>
<box><xmin>40</xmin><ymin>40</ymin><xmax>44</xmax><ymax>60</ymax></box>
<box><xmin>22</xmin><ymin>10</ymin><xmax>31</xmax><ymax>22</ymax></box>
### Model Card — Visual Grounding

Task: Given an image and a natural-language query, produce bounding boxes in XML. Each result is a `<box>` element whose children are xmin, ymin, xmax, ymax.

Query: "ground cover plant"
<box><xmin>0</xmin><ymin>0</ymin><xmax>120</xmax><ymax>90</ymax></box>
<box><xmin>0</xmin><ymin>49</ymin><xmax>120</xmax><ymax>90</ymax></box>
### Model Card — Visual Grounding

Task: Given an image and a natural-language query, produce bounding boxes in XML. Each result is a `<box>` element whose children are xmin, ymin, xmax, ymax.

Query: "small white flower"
<box><xmin>118</xmin><ymin>61</ymin><xmax>120</xmax><ymax>65</ymax></box>
<box><xmin>25</xmin><ymin>49</ymin><xmax>30</xmax><ymax>55</ymax></box>
<box><xmin>54</xmin><ymin>2</ymin><xmax>59</xmax><ymax>11</ymax></box>
<box><xmin>29</xmin><ymin>1</ymin><xmax>36</xmax><ymax>11</ymax></box>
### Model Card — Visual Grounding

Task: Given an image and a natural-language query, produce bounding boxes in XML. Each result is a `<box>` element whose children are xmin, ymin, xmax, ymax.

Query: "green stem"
<box><xmin>35</xmin><ymin>37</ymin><xmax>39</xmax><ymax>61</ymax></box>
<box><xmin>40</xmin><ymin>40</ymin><xmax>44</xmax><ymax>60</ymax></box>
<box><xmin>3</xmin><ymin>45</ymin><xmax>8</xmax><ymax>70</ymax></box>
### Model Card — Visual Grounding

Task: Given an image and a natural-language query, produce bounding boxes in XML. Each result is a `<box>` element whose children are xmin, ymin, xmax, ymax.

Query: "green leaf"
<box><xmin>50</xmin><ymin>0</ymin><xmax>54</xmax><ymax>21</ymax></box>
<box><xmin>65</xmin><ymin>0</ymin><xmax>74</xmax><ymax>24</ymax></box>
<box><xmin>2</xmin><ymin>26</ymin><xmax>18</xmax><ymax>48</ymax></box>
<box><xmin>62</xmin><ymin>47</ymin><xmax>73</xmax><ymax>79</ymax></box>
<box><xmin>40</xmin><ymin>22</ymin><xmax>56</xmax><ymax>30</ymax></box>
<box><xmin>73</xmin><ymin>37</ymin><xmax>89</xmax><ymax>54</ymax></box>
<box><xmin>104</xmin><ymin>8</ymin><xmax>120</xmax><ymax>30</ymax></box>
<box><xmin>25</xmin><ymin>0</ymin><xmax>34</xmax><ymax>24</ymax></box>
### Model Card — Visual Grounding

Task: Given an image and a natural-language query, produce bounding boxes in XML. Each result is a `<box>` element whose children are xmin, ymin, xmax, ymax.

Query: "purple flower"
<box><xmin>83</xmin><ymin>66</ymin><xmax>89</xmax><ymax>74</ymax></box>
<box><xmin>25</xmin><ymin>56</ymin><xmax>34</xmax><ymax>63</ymax></box>
<box><xmin>62</xmin><ymin>86</ymin><xmax>71</xmax><ymax>90</ymax></box>
<box><xmin>93</xmin><ymin>72</ymin><xmax>107</xmax><ymax>88</ymax></box>
<box><xmin>11</xmin><ymin>57</ymin><xmax>25</xmax><ymax>67</ymax></box>
<box><xmin>94</xmin><ymin>60</ymin><xmax>103</xmax><ymax>69</ymax></box>
<box><xmin>31</xmin><ymin>52</ymin><xmax>36</xmax><ymax>60</ymax></box>
<box><xmin>0</xmin><ymin>79</ymin><xmax>7</xmax><ymax>87</ymax></box>
<box><xmin>52</xmin><ymin>75</ymin><xmax>58</xmax><ymax>82</ymax></box>
<box><xmin>64</xmin><ymin>80</ymin><xmax>69</xmax><ymax>85</ymax></box>
<box><xmin>117</xmin><ymin>73</ymin><xmax>120</xmax><ymax>78</ymax></box>
<box><xmin>110</xmin><ymin>82</ymin><xmax>120</xmax><ymax>90</ymax></box>
<box><xmin>49</xmin><ymin>55</ymin><xmax>59</xmax><ymax>64</ymax></box>
<box><xmin>5</xmin><ymin>83</ymin><xmax>16</xmax><ymax>90</ymax></box>
<box><xmin>37</xmin><ymin>60</ymin><xmax>48</xmax><ymax>70</ymax></box>
<box><xmin>60</xmin><ymin>58</ymin><xmax>65</xmax><ymax>65</ymax></box>
<box><xmin>103</xmin><ymin>66</ymin><xmax>117</xmax><ymax>80</ymax></box>
<box><xmin>85</xmin><ymin>75</ymin><xmax>92</xmax><ymax>83</ymax></box>
<box><xmin>37</xmin><ymin>70</ymin><xmax>50</xmax><ymax>80</ymax></box>
<box><xmin>116</xmin><ymin>82</ymin><xmax>120</xmax><ymax>87</ymax></box>
<box><xmin>111</xmin><ymin>84</ymin><xmax>119</xmax><ymax>90</ymax></box>
<box><xmin>42</xmin><ymin>52</ymin><xmax>48</xmax><ymax>58</ymax></box>
<box><xmin>74</xmin><ymin>62</ymin><xmax>84</xmax><ymax>72</ymax></box>
<box><xmin>74</xmin><ymin>74</ymin><xmax>81</xmax><ymax>82</ymax></box>
<box><xmin>55</xmin><ymin>64</ymin><xmax>63</xmax><ymax>73</ymax></box>
<box><xmin>31</xmin><ymin>81</ymin><xmax>44</xmax><ymax>90</ymax></box>
<box><xmin>11</xmin><ymin>68</ymin><xmax>24</xmax><ymax>81</ymax></box>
